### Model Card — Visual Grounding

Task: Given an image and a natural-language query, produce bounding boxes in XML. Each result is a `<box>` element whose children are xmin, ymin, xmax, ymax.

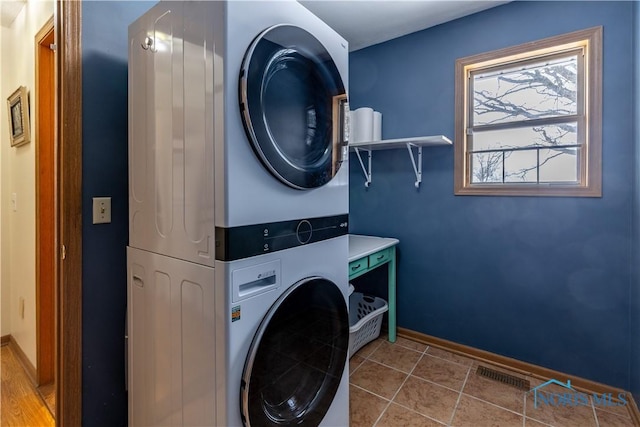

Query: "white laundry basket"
<box><xmin>348</xmin><ymin>292</ymin><xmax>388</xmax><ymax>358</ymax></box>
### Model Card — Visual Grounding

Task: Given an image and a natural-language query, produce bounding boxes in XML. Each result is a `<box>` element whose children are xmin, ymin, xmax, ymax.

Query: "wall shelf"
<box><xmin>349</xmin><ymin>136</ymin><xmax>452</xmax><ymax>188</ymax></box>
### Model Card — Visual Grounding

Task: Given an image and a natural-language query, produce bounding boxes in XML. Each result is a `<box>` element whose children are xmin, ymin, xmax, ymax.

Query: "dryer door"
<box><xmin>241</xmin><ymin>277</ymin><xmax>348</xmax><ymax>426</ymax></box>
<box><xmin>240</xmin><ymin>25</ymin><xmax>347</xmax><ymax>190</ymax></box>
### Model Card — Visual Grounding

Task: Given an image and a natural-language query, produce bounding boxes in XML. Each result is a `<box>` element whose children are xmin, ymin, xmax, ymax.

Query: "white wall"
<box><xmin>0</xmin><ymin>6</ymin><xmax>6</xmax><ymax>339</ymax></box>
<box><xmin>0</xmin><ymin>0</ymin><xmax>54</xmax><ymax>367</ymax></box>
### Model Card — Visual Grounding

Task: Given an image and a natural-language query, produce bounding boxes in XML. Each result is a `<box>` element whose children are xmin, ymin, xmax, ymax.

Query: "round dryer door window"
<box><xmin>240</xmin><ymin>25</ymin><xmax>347</xmax><ymax>190</ymax></box>
<box><xmin>240</xmin><ymin>277</ymin><xmax>348</xmax><ymax>426</ymax></box>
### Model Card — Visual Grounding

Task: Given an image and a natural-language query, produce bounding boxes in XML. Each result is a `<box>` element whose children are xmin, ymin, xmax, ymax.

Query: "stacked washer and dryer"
<box><xmin>126</xmin><ymin>1</ymin><xmax>350</xmax><ymax>426</ymax></box>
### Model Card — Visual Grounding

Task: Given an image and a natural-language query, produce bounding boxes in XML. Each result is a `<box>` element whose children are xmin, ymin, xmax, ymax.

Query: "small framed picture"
<box><xmin>7</xmin><ymin>86</ymin><xmax>30</xmax><ymax>147</ymax></box>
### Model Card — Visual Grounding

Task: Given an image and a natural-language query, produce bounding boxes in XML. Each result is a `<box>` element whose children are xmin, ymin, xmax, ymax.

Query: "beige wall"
<box><xmin>0</xmin><ymin>0</ymin><xmax>54</xmax><ymax>367</ymax></box>
<box><xmin>0</xmin><ymin>8</ymin><xmax>5</xmax><ymax>339</ymax></box>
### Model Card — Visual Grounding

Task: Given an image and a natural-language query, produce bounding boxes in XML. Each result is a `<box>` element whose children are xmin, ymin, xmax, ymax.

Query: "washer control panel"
<box><xmin>215</xmin><ymin>214</ymin><xmax>348</xmax><ymax>261</ymax></box>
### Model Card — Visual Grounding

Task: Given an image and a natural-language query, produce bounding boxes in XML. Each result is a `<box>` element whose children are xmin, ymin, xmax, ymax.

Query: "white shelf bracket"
<box><xmin>349</xmin><ymin>135</ymin><xmax>451</xmax><ymax>188</ymax></box>
<box><xmin>406</xmin><ymin>143</ymin><xmax>422</xmax><ymax>188</ymax></box>
<box><xmin>354</xmin><ymin>147</ymin><xmax>372</xmax><ymax>187</ymax></box>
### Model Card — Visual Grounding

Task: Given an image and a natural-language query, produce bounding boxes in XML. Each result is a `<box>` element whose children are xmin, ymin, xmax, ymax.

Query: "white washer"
<box><xmin>127</xmin><ymin>236</ymin><xmax>349</xmax><ymax>427</ymax></box>
<box><xmin>215</xmin><ymin>236</ymin><xmax>349</xmax><ymax>426</ymax></box>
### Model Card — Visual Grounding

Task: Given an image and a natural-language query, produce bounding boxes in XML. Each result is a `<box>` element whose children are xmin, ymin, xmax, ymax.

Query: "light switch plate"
<box><xmin>92</xmin><ymin>197</ymin><xmax>112</xmax><ymax>224</ymax></box>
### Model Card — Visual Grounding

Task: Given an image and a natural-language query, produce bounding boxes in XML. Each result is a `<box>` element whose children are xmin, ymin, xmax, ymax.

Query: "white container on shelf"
<box><xmin>372</xmin><ymin>111</ymin><xmax>382</xmax><ymax>141</ymax></box>
<box><xmin>353</xmin><ymin>107</ymin><xmax>374</xmax><ymax>143</ymax></box>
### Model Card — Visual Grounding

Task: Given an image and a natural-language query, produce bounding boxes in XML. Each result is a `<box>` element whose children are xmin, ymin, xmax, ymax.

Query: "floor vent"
<box><xmin>476</xmin><ymin>366</ymin><xmax>530</xmax><ymax>390</ymax></box>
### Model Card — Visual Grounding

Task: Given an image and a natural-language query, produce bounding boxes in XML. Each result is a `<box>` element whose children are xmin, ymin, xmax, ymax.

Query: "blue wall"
<box><xmin>349</xmin><ymin>1</ymin><xmax>636</xmax><ymax>390</ymax></box>
<box><xmin>82</xmin><ymin>2</ymin><xmax>154</xmax><ymax>425</ymax></box>
<box><xmin>631</xmin><ymin>1</ymin><xmax>640</xmax><ymax>399</ymax></box>
<box><xmin>78</xmin><ymin>1</ymin><xmax>637</xmax><ymax>424</ymax></box>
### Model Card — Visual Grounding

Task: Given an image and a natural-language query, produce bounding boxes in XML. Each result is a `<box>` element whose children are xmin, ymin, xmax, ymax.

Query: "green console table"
<box><xmin>348</xmin><ymin>234</ymin><xmax>400</xmax><ymax>342</ymax></box>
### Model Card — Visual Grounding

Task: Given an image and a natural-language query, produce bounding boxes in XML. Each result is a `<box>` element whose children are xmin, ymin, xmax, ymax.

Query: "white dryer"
<box><xmin>128</xmin><ymin>0</ymin><xmax>349</xmax><ymax>269</ymax></box>
<box><xmin>218</xmin><ymin>0</ymin><xmax>350</xmax><ymax>228</ymax></box>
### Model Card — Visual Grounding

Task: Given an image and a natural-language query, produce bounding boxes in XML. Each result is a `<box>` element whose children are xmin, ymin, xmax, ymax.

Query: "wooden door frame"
<box><xmin>35</xmin><ymin>16</ymin><xmax>56</xmax><ymax>388</ymax></box>
<box><xmin>56</xmin><ymin>1</ymin><xmax>82</xmax><ymax>425</ymax></box>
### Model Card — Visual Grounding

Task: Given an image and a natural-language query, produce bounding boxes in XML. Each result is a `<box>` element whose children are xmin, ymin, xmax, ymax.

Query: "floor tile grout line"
<box><xmin>360</xmin><ymin>354</ymin><xmax>478</xmax><ymax>396</ymax></box>
<box><xmin>360</xmin><ymin>345</ymin><xmax>472</xmax><ymax>395</ymax></box>
<box><xmin>459</xmin><ymin>391</ymin><xmax>526</xmax><ymax>417</ymax></box>
<box><xmin>371</xmin><ymin>339</ymin><xmax>428</xmax><ymax>358</ymax></box>
<box><xmin>366</xmin><ymin>342</ymin><xmax>428</xmax><ymax>373</ymax></box>
<box><xmin>594</xmin><ymin>403</ymin><xmax>634</xmax><ymax>420</ymax></box>
<box><xmin>360</xmin><ymin>354</ymin><xmax>424</xmax><ymax>377</ymax></box>
<box><xmin>369</xmin><ymin>340</ymin><xmax>627</xmax><ymax>427</ymax></box>
<box><xmin>371</xmin><ymin>347</ymin><xmax>426</xmax><ymax>427</ymax></box>
<box><xmin>423</xmin><ymin>351</ymin><xmax>475</xmax><ymax>369</ymax></box>
<box><xmin>390</xmin><ymin>339</ymin><xmax>429</xmax><ymax>355</ymax></box>
<box><xmin>591</xmin><ymin>395</ymin><xmax>601</xmax><ymax>427</ymax></box>
<box><xmin>349</xmin><ymin>358</ymin><xmax>363</xmax><ymax>377</ymax></box>
<box><xmin>356</xmin><ymin>340</ymin><xmax>537</xmax><ymax>422</ymax></box>
<box><xmin>523</xmin><ymin>392</ymin><xmax>555</xmax><ymax>427</ymax></box>
<box><xmin>411</xmin><ymin>372</ymin><xmax>472</xmax><ymax>395</ymax></box>
<box><xmin>522</xmin><ymin>389</ymin><xmax>527</xmax><ymax>427</ymax></box>
<box><xmin>355</xmin><ymin>340</ymin><xmax>593</xmax><ymax>427</ymax></box>
<box><xmin>447</xmin><ymin>363</ymin><xmax>472</xmax><ymax>426</ymax></box>
<box><xmin>524</xmin><ymin>414</ymin><xmax>554</xmax><ymax>427</ymax></box>
<box><xmin>384</xmin><ymin>400</ymin><xmax>449</xmax><ymax>426</ymax></box>
<box><xmin>349</xmin><ymin>382</ymin><xmax>392</xmax><ymax>403</ymax></box>
<box><xmin>362</xmin><ymin>340</ymin><xmax>384</xmax><ymax>360</ymax></box>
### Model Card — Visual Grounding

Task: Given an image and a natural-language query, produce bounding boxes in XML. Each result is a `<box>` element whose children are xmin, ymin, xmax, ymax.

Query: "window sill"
<box><xmin>454</xmin><ymin>184</ymin><xmax>602</xmax><ymax>198</ymax></box>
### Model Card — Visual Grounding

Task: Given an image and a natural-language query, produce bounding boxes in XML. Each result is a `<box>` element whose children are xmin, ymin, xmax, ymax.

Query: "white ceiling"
<box><xmin>299</xmin><ymin>0</ymin><xmax>510</xmax><ymax>51</ymax></box>
<box><xmin>0</xmin><ymin>0</ymin><xmax>25</xmax><ymax>28</ymax></box>
<box><xmin>0</xmin><ymin>0</ymin><xmax>508</xmax><ymax>46</ymax></box>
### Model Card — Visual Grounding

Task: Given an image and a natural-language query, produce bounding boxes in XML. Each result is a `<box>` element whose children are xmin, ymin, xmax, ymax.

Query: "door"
<box><xmin>35</xmin><ymin>17</ymin><xmax>55</xmax><ymax>389</ymax></box>
<box><xmin>240</xmin><ymin>277</ymin><xmax>348</xmax><ymax>426</ymax></box>
<box><xmin>239</xmin><ymin>25</ymin><xmax>347</xmax><ymax>190</ymax></box>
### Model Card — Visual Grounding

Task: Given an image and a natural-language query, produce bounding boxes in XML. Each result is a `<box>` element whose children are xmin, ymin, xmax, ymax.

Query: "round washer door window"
<box><xmin>240</xmin><ymin>25</ymin><xmax>347</xmax><ymax>190</ymax></box>
<box><xmin>240</xmin><ymin>277</ymin><xmax>348</xmax><ymax>426</ymax></box>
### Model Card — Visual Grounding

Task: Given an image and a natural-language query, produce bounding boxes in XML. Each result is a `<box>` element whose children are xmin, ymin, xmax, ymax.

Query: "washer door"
<box><xmin>240</xmin><ymin>25</ymin><xmax>347</xmax><ymax>190</ymax></box>
<box><xmin>240</xmin><ymin>277</ymin><xmax>348</xmax><ymax>426</ymax></box>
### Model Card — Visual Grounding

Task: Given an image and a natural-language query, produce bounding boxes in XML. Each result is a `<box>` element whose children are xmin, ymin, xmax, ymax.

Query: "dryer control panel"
<box><xmin>215</xmin><ymin>214</ymin><xmax>348</xmax><ymax>261</ymax></box>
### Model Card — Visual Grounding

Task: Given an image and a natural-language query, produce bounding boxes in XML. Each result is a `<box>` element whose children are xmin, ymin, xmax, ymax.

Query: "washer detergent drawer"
<box><xmin>231</xmin><ymin>260</ymin><xmax>281</xmax><ymax>303</ymax></box>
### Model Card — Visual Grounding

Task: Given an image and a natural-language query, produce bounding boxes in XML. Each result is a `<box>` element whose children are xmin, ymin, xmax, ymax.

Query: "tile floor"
<box><xmin>348</xmin><ymin>336</ymin><xmax>637</xmax><ymax>427</ymax></box>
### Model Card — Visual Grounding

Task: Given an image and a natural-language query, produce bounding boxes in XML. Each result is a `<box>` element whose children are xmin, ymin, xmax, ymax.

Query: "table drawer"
<box><xmin>349</xmin><ymin>258</ymin><xmax>368</xmax><ymax>276</ymax></box>
<box><xmin>368</xmin><ymin>248</ymin><xmax>391</xmax><ymax>269</ymax></box>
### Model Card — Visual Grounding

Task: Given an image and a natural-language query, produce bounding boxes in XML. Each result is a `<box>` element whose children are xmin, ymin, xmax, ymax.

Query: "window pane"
<box><xmin>471</xmin><ymin>122</ymin><xmax>577</xmax><ymax>152</ymax></box>
<box><xmin>470</xmin><ymin>123</ymin><xmax>579</xmax><ymax>184</ymax></box>
<box><xmin>472</xmin><ymin>54</ymin><xmax>578</xmax><ymax>126</ymax></box>
<box><xmin>471</xmin><ymin>152</ymin><xmax>503</xmax><ymax>183</ymax></box>
<box><xmin>539</xmin><ymin>147</ymin><xmax>578</xmax><ymax>182</ymax></box>
<box><xmin>504</xmin><ymin>150</ymin><xmax>537</xmax><ymax>183</ymax></box>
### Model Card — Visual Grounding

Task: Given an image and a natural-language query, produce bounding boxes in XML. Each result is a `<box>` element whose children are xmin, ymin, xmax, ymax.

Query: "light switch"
<box><xmin>92</xmin><ymin>197</ymin><xmax>112</xmax><ymax>224</ymax></box>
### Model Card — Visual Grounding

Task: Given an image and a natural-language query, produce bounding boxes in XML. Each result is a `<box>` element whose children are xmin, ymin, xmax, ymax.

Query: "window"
<box><xmin>454</xmin><ymin>27</ymin><xmax>602</xmax><ymax>197</ymax></box>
